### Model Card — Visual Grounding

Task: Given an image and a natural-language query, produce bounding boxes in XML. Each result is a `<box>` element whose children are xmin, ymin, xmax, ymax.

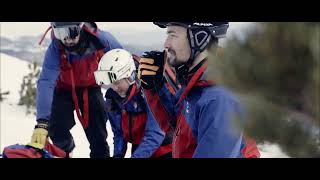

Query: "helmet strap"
<box><xmin>175</xmin><ymin>28</ymin><xmax>211</xmax><ymax>86</ymax></box>
<box><xmin>126</xmin><ymin>72</ymin><xmax>136</xmax><ymax>86</ymax></box>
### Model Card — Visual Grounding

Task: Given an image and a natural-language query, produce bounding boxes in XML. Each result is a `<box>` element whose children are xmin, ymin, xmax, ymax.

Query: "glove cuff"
<box><xmin>35</xmin><ymin>119</ymin><xmax>49</xmax><ymax>130</ymax></box>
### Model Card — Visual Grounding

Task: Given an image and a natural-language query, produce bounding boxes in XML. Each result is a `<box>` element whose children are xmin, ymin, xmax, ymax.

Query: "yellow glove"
<box><xmin>28</xmin><ymin>122</ymin><xmax>49</xmax><ymax>149</ymax></box>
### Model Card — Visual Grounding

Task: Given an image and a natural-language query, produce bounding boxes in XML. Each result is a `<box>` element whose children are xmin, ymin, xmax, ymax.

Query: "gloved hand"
<box><xmin>28</xmin><ymin>120</ymin><xmax>49</xmax><ymax>149</ymax></box>
<box><xmin>137</xmin><ymin>50</ymin><xmax>166</xmax><ymax>90</ymax></box>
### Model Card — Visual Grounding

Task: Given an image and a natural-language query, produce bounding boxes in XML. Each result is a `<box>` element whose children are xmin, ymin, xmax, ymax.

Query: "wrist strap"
<box><xmin>35</xmin><ymin>123</ymin><xmax>48</xmax><ymax>130</ymax></box>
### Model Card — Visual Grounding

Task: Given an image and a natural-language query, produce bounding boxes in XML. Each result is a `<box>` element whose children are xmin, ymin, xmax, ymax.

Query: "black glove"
<box><xmin>112</xmin><ymin>154</ymin><xmax>125</xmax><ymax>158</ymax></box>
<box><xmin>137</xmin><ymin>50</ymin><xmax>166</xmax><ymax>90</ymax></box>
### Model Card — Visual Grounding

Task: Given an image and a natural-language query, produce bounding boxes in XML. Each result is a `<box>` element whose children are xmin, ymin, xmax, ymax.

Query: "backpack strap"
<box><xmin>59</xmin><ymin>48</ymin><xmax>89</xmax><ymax>129</ymax></box>
<box><xmin>38</xmin><ymin>26</ymin><xmax>53</xmax><ymax>45</ymax></box>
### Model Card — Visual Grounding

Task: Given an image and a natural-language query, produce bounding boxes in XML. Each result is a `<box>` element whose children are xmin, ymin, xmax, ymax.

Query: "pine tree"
<box><xmin>208</xmin><ymin>22</ymin><xmax>320</xmax><ymax>157</ymax></box>
<box><xmin>18</xmin><ymin>61</ymin><xmax>40</xmax><ymax>115</ymax></box>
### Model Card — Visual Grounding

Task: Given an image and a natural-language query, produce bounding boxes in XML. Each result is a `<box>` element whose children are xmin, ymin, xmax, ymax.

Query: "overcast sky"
<box><xmin>1</xmin><ymin>22</ymin><xmax>158</xmax><ymax>38</ymax></box>
<box><xmin>0</xmin><ymin>22</ymin><xmax>252</xmax><ymax>47</ymax></box>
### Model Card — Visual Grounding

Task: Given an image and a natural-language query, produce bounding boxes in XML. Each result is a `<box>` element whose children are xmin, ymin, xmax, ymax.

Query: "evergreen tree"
<box><xmin>18</xmin><ymin>61</ymin><xmax>40</xmax><ymax>115</ymax></box>
<box><xmin>208</xmin><ymin>22</ymin><xmax>320</xmax><ymax>157</ymax></box>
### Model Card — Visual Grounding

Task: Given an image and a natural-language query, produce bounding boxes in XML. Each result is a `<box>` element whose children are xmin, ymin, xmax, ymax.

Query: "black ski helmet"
<box><xmin>154</xmin><ymin>22</ymin><xmax>229</xmax><ymax>60</ymax></box>
<box><xmin>154</xmin><ymin>22</ymin><xmax>229</xmax><ymax>85</ymax></box>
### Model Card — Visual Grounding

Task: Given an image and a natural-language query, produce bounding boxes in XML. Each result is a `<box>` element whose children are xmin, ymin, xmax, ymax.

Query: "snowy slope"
<box><xmin>0</xmin><ymin>53</ymin><xmax>288</xmax><ymax>158</ymax></box>
<box><xmin>1</xmin><ymin>53</ymin><xmax>35</xmax><ymax>152</ymax></box>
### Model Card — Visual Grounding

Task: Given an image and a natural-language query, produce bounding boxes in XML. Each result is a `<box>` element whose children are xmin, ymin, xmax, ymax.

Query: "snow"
<box><xmin>1</xmin><ymin>53</ymin><xmax>30</xmax><ymax>103</ymax></box>
<box><xmin>258</xmin><ymin>143</ymin><xmax>290</xmax><ymax>158</ymax></box>
<box><xmin>0</xmin><ymin>53</ymin><xmax>288</xmax><ymax>158</ymax></box>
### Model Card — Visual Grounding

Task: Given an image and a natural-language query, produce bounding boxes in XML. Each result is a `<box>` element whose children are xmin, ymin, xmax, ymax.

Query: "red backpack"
<box><xmin>1</xmin><ymin>142</ymin><xmax>67</xmax><ymax>158</ymax></box>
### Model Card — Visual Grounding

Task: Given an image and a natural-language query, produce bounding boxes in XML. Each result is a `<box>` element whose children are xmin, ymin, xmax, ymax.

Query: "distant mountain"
<box><xmin>0</xmin><ymin>36</ymin><xmax>49</xmax><ymax>65</ymax></box>
<box><xmin>0</xmin><ymin>36</ymin><xmax>162</xmax><ymax>65</ymax></box>
<box><xmin>0</xmin><ymin>22</ymin><xmax>252</xmax><ymax>64</ymax></box>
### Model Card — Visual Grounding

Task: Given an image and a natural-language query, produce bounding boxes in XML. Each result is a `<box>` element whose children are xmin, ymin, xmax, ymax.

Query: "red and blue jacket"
<box><xmin>36</xmin><ymin>23</ymin><xmax>123</xmax><ymax>128</ymax></box>
<box><xmin>105</xmin><ymin>83</ymin><xmax>172</xmax><ymax>158</ymax></box>
<box><xmin>143</xmin><ymin>60</ymin><xmax>260</xmax><ymax>158</ymax></box>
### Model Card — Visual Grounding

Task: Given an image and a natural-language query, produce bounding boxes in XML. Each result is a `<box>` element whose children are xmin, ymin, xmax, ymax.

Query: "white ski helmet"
<box><xmin>94</xmin><ymin>49</ymin><xmax>136</xmax><ymax>86</ymax></box>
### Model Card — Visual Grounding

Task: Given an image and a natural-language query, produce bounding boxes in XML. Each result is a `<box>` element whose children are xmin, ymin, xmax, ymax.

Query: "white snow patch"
<box><xmin>258</xmin><ymin>143</ymin><xmax>290</xmax><ymax>158</ymax></box>
<box><xmin>1</xmin><ymin>53</ymin><xmax>30</xmax><ymax>103</ymax></box>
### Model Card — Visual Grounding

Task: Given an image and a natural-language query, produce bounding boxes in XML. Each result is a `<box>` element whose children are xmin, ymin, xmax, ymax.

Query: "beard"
<box><xmin>167</xmin><ymin>49</ymin><xmax>186</xmax><ymax>67</ymax></box>
<box><xmin>64</xmin><ymin>42</ymin><xmax>77</xmax><ymax>47</ymax></box>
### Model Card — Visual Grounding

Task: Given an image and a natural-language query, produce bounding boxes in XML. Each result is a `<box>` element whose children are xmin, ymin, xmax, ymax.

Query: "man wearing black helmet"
<box><xmin>29</xmin><ymin>22</ymin><xmax>123</xmax><ymax>158</ymax></box>
<box><xmin>138</xmin><ymin>22</ymin><xmax>260</xmax><ymax>158</ymax></box>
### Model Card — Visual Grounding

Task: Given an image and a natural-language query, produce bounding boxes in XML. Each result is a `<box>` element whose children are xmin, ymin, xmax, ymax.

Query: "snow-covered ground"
<box><xmin>0</xmin><ymin>53</ymin><xmax>288</xmax><ymax>158</ymax></box>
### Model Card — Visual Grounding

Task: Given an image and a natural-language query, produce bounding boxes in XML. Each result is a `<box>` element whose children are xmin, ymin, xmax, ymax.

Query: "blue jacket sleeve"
<box><xmin>193</xmin><ymin>96</ymin><xmax>244</xmax><ymax>158</ymax></box>
<box><xmin>142</xmin><ymin>80</ymin><xmax>178</xmax><ymax>133</ymax></box>
<box><xmin>36</xmin><ymin>41</ymin><xmax>61</xmax><ymax>122</ymax></box>
<box><xmin>131</xmin><ymin>104</ymin><xmax>165</xmax><ymax>158</ymax></box>
<box><xmin>107</xmin><ymin>111</ymin><xmax>128</xmax><ymax>157</ymax></box>
<box><xmin>97</xmin><ymin>30</ymin><xmax>123</xmax><ymax>51</ymax></box>
<box><xmin>105</xmin><ymin>98</ymin><xmax>127</xmax><ymax>157</ymax></box>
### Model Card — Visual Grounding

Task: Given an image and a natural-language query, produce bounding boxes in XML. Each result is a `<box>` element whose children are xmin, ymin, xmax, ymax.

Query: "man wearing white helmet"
<box><xmin>138</xmin><ymin>22</ymin><xmax>260</xmax><ymax>158</ymax></box>
<box><xmin>94</xmin><ymin>49</ymin><xmax>173</xmax><ymax>158</ymax></box>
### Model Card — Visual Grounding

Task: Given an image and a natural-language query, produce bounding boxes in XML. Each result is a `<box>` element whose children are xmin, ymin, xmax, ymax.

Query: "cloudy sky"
<box><xmin>0</xmin><ymin>22</ymin><xmax>252</xmax><ymax>48</ymax></box>
<box><xmin>1</xmin><ymin>22</ymin><xmax>162</xmax><ymax>38</ymax></box>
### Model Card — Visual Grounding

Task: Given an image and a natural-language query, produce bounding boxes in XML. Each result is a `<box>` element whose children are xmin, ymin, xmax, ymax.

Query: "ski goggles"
<box><xmin>94</xmin><ymin>70</ymin><xmax>117</xmax><ymax>86</ymax></box>
<box><xmin>52</xmin><ymin>23</ymin><xmax>83</xmax><ymax>41</ymax></box>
